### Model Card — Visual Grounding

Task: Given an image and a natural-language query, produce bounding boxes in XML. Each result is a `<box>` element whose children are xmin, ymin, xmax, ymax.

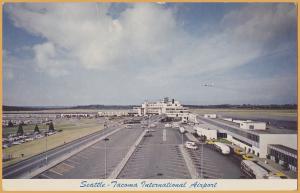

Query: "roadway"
<box><xmin>5</xmin><ymin>115</ymin><xmax>243</xmax><ymax>179</ymax></box>
<box><xmin>3</xmin><ymin>124</ymin><xmax>122</xmax><ymax>179</ymax></box>
<box><xmin>34</xmin><ymin>124</ymin><xmax>145</xmax><ymax>179</ymax></box>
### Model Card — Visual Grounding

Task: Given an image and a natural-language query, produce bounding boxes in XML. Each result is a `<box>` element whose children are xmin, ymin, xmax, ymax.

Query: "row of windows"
<box><xmin>233</xmin><ymin>136</ymin><xmax>253</xmax><ymax>147</ymax></box>
<box><xmin>268</xmin><ymin>148</ymin><xmax>297</xmax><ymax>166</ymax></box>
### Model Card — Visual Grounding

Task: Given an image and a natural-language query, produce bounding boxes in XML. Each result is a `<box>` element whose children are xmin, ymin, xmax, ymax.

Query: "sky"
<box><xmin>3</xmin><ymin>3</ymin><xmax>297</xmax><ymax>106</ymax></box>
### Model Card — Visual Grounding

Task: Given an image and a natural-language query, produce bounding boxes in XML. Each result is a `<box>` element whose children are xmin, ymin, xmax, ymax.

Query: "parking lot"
<box><xmin>30</xmin><ymin>114</ymin><xmax>249</xmax><ymax>179</ymax></box>
<box><xmin>34</xmin><ymin>125</ymin><xmax>144</xmax><ymax>179</ymax></box>
<box><xmin>34</xmin><ymin>119</ymin><xmax>243</xmax><ymax>179</ymax></box>
<box><xmin>118</xmin><ymin>125</ymin><xmax>191</xmax><ymax>179</ymax></box>
<box><xmin>187</xmin><ymin>143</ymin><xmax>241</xmax><ymax>179</ymax></box>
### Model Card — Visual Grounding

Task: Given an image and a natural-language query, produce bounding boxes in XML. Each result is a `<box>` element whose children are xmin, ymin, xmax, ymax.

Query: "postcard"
<box><xmin>2</xmin><ymin>1</ymin><xmax>298</xmax><ymax>191</ymax></box>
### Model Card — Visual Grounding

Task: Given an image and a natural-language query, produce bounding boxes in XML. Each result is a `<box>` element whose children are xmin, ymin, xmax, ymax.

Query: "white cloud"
<box><xmin>6</xmin><ymin>3</ymin><xmax>296</xmax><ymax>80</ymax></box>
<box><xmin>3</xmin><ymin>3</ymin><xmax>297</xmax><ymax>105</ymax></box>
<box><xmin>32</xmin><ymin>42</ymin><xmax>70</xmax><ymax>76</ymax></box>
<box><xmin>3</xmin><ymin>50</ymin><xmax>17</xmax><ymax>80</ymax></box>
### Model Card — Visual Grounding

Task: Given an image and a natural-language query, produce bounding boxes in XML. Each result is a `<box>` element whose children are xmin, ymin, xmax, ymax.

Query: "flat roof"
<box><xmin>215</xmin><ymin>118</ymin><xmax>296</xmax><ymax>135</ymax></box>
<box><xmin>268</xmin><ymin>144</ymin><xmax>297</xmax><ymax>155</ymax></box>
<box><xmin>241</xmin><ymin>121</ymin><xmax>266</xmax><ymax>124</ymax></box>
<box><xmin>196</xmin><ymin>123</ymin><xmax>221</xmax><ymax>131</ymax></box>
<box><xmin>250</xmin><ymin>126</ymin><xmax>296</xmax><ymax>134</ymax></box>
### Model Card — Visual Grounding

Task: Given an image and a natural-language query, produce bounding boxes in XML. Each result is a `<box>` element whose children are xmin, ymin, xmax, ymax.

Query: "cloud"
<box><xmin>32</xmin><ymin>42</ymin><xmax>70</xmax><ymax>76</ymax></box>
<box><xmin>5</xmin><ymin>3</ymin><xmax>296</xmax><ymax>80</ymax></box>
<box><xmin>3</xmin><ymin>3</ymin><xmax>297</xmax><ymax>105</ymax></box>
<box><xmin>3</xmin><ymin>50</ymin><xmax>18</xmax><ymax>80</ymax></box>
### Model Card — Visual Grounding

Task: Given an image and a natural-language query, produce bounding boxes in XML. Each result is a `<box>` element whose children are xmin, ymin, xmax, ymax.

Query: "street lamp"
<box><xmin>200</xmin><ymin>143</ymin><xmax>203</xmax><ymax>178</ymax></box>
<box><xmin>103</xmin><ymin>137</ymin><xmax>109</xmax><ymax>179</ymax></box>
<box><xmin>44</xmin><ymin>131</ymin><xmax>48</xmax><ymax>165</ymax></box>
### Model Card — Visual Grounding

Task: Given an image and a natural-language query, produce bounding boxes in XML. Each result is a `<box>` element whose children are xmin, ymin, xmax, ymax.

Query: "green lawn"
<box><xmin>3</xmin><ymin>119</ymin><xmax>104</xmax><ymax>167</ymax></box>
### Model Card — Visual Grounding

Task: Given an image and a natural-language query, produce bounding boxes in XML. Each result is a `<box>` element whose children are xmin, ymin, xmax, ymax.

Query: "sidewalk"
<box><xmin>259</xmin><ymin>158</ymin><xmax>297</xmax><ymax>179</ymax></box>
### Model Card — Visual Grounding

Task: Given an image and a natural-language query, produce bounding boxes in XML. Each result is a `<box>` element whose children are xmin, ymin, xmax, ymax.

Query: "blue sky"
<box><xmin>3</xmin><ymin>3</ymin><xmax>297</xmax><ymax>106</ymax></box>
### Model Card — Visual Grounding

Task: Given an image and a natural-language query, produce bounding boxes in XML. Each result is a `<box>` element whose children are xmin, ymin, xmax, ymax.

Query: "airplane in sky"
<box><xmin>202</xmin><ymin>83</ymin><xmax>214</xmax><ymax>87</ymax></box>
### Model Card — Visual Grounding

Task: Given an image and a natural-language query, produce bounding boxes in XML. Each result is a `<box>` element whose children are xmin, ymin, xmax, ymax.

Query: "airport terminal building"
<box><xmin>267</xmin><ymin>144</ymin><xmax>297</xmax><ymax>172</ymax></box>
<box><xmin>197</xmin><ymin>117</ymin><xmax>297</xmax><ymax>159</ymax></box>
<box><xmin>134</xmin><ymin>97</ymin><xmax>192</xmax><ymax>122</ymax></box>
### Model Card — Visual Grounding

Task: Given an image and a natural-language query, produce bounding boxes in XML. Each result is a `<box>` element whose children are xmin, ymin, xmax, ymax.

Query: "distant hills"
<box><xmin>184</xmin><ymin>104</ymin><xmax>297</xmax><ymax>109</ymax></box>
<box><xmin>3</xmin><ymin>104</ymin><xmax>297</xmax><ymax>111</ymax></box>
<box><xmin>3</xmin><ymin>105</ymin><xmax>136</xmax><ymax>111</ymax></box>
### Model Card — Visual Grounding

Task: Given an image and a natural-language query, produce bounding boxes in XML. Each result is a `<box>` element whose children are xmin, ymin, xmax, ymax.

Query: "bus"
<box><xmin>214</xmin><ymin>142</ymin><xmax>231</xmax><ymax>155</ymax></box>
<box><xmin>241</xmin><ymin>160</ymin><xmax>269</xmax><ymax>179</ymax></box>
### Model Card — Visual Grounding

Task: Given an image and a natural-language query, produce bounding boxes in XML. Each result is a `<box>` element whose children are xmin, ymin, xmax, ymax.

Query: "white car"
<box><xmin>12</xmin><ymin>141</ymin><xmax>22</xmax><ymax>145</ymax></box>
<box><xmin>25</xmin><ymin>138</ymin><xmax>34</xmax><ymax>142</ymax></box>
<box><xmin>186</xmin><ymin>141</ymin><xmax>196</xmax><ymax>145</ymax></box>
<box><xmin>165</xmin><ymin>123</ymin><xmax>171</xmax><ymax>128</ymax></box>
<box><xmin>185</xmin><ymin>141</ymin><xmax>198</xmax><ymax>150</ymax></box>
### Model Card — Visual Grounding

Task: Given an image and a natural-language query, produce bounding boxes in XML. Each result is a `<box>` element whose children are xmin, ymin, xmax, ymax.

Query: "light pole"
<box><xmin>45</xmin><ymin>132</ymin><xmax>48</xmax><ymax>165</ymax></box>
<box><xmin>181</xmin><ymin>132</ymin><xmax>184</xmax><ymax>145</ymax></box>
<box><xmin>103</xmin><ymin>137</ymin><xmax>109</xmax><ymax>179</ymax></box>
<box><xmin>201</xmin><ymin>143</ymin><xmax>203</xmax><ymax>178</ymax></box>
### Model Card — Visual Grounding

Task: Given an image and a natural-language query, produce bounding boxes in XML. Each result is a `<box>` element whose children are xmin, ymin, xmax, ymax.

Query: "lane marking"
<box><xmin>62</xmin><ymin>162</ymin><xmax>74</xmax><ymax>169</ymax></box>
<box><xmin>163</xmin><ymin>129</ymin><xmax>167</xmax><ymax>141</ymax></box>
<box><xmin>67</xmin><ymin>159</ymin><xmax>80</xmax><ymax>165</ymax></box>
<box><xmin>49</xmin><ymin>169</ymin><xmax>63</xmax><ymax>176</ymax></box>
<box><xmin>75</xmin><ymin>154</ymin><xmax>89</xmax><ymax>160</ymax></box>
<box><xmin>91</xmin><ymin>145</ymin><xmax>104</xmax><ymax>150</ymax></box>
<box><xmin>40</xmin><ymin>173</ymin><xmax>52</xmax><ymax>179</ymax></box>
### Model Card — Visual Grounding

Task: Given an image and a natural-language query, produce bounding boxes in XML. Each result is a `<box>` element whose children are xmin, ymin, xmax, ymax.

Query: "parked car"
<box><xmin>234</xmin><ymin>148</ymin><xmax>246</xmax><ymax>156</ymax></box>
<box><xmin>242</xmin><ymin>154</ymin><xmax>256</xmax><ymax>161</ymax></box>
<box><xmin>165</xmin><ymin>123</ymin><xmax>171</xmax><ymax>128</ymax></box>
<box><xmin>185</xmin><ymin>141</ymin><xmax>198</xmax><ymax>150</ymax></box>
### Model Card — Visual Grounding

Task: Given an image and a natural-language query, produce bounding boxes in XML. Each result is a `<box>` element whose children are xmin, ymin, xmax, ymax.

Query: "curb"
<box><xmin>109</xmin><ymin>129</ymin><xmax>147</xmax><ymax>179</ymax></box>
<box><xmin>179</xmin><ymin>144</ymin><xmax>198</xmax><ymax>179</ymax></box>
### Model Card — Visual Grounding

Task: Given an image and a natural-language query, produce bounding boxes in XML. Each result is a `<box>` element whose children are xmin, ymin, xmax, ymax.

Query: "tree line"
<box><xmin>16</xmin><ymin>122</ymin><xmax>55</xmax><ymax>136</ymax></box>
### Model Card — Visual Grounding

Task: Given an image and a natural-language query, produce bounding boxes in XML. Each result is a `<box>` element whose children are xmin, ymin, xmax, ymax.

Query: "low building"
<box><xmin>240</xmin><ymin>121</ymin><xmax>267</xmax><ymax>130</ymax></box>
<box><xmin>204</xmin><ymin>114</ymin><xmax>217</xmax><ymax>118</ymax></box>
<box><xmin>232</xmin><ymin>119</ymin><xmax>252</xmax><ymax>125</ymax></box>
<box><xmin>222</xmin><ymin>118</ymin><xmax>233</xmax><ymax>122</ymax></box>
<box><xmin>188</xmin><ymin>113</ymin><xmax>198</xmax><ymax>123</ymax></box>
<box><xmin>97</xmin><ymin>111</ymin><xmax>129</xmax><ymax>117</ymax></box>
<box><xmin>267</xmin><ymin>144</ymin><xmax>297</xmax><ymax>172</ymax></box>
<box><xmin>194</xmin><ymin>126</ymin><xmax>217</xmax><ymax>140</ymax></box>
<box><xmin>199</xmin><ymin>116</ymin><xmax>297</xmax><ymax>158</ymax></box>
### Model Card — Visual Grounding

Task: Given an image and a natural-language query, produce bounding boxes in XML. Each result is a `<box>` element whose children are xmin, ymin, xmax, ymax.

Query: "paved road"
<box><xmin>3</xmin><ymin>125</ymin><xmax>121</xmax><ymax>179</ymax></box>
<box><xmin>34</xmin><ymin>125</ymin><xmax>145</xmax><ymax>179</ymax></box>
<box><xmin>187</xmin><ymin>144</ymin><xmax>241</xmax><ymax>179</ymax></box>
<box><xmin>6</xmin><ymin>115</ymin><xmax>243</xmax><ymax>179</ymax></box>
<box><xmin>118</xmin><ymin>124</ymin><xmax>191</xmax><ymax>179</ymax></box>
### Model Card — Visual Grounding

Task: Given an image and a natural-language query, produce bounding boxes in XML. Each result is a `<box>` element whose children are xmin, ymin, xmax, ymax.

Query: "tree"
<box><xmin>8</xmin><ymin>120</ymin><xmax>13</xmax><ymax>127</ymax></box>
<box><xmin>17</xmin><ymin>124</ymin><xmax>24</xmax><ymax>136</ymax></box>
<box><xmin>34</xmin><ymin>124</ymin><xmax>40</xmax><ymax>133</ymax></box>
<box><xmin>48</xmin><ymin>122</ymin><xmax>55</xmax><ymax>132</ymax></box>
